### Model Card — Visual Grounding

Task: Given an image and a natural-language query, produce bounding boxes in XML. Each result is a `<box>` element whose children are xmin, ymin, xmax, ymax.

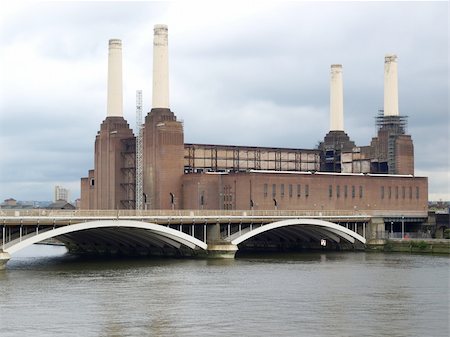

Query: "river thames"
<box><xmin>0</xmin><ymin>245</ymin><xmax>448</xmax><ymax>337</ymax></box>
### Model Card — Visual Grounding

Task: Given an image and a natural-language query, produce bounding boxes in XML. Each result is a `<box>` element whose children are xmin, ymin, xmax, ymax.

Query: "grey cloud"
<box><xmin>0</xmin><ymin>1</ymin><xmax>448</xmax><ymax>201</ymax></box>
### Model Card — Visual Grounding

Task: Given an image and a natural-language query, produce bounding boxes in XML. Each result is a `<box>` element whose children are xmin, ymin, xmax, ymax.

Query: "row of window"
<box><xmin>262</xmin><ymin>184</ymin><xmax>421</xmax><ymax>200</ymax></box>
<box><xmin>264</xmin><ymin>184</ymin><xmax>310</xmax><ymax>198</ymax></box>
<box><xmin>381</xmin><ymin>186</ymin><xmax>419</xmax><ymax>200</ymax></box>
<box><xmin>328</xmin><ymin>185</ymin><xmax>363</xmax><ymax>199</ymax></box>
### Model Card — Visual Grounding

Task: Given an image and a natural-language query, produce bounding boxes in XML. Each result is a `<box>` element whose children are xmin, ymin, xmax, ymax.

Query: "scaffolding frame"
<box><xmin>135</xmin><ymin>90</ymin><xmax>144</xmax><ymax>210</ymax></box>
<box><xmin>375</xmin><ymin>110</ymin><xmax>408</xmax><ymax>135</ymax></box>
<box><xmin>120</xmin><ymin>138</ymin><xmax>136</xmax><ymax>209</ymax></box>
<box><xmin>184</xmin><ymin>144</ymin><xmax>320</xmax><ymax>173</ymax></box>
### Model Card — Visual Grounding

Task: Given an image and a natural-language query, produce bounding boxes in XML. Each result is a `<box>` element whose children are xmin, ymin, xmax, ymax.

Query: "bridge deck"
<box><xmin>0</xmin><ymin>209</ymin><xmax>427</xmax><ymax>216</ymax></box>
<box><xmin>0</xmin><ymin>210</ymin><xmax>429</xmax><ymax>268</ymax></box>
<box><xmin>0</xmin><ymin>209</ymin><xmax>427</xmax><ymax>226</ymax></box>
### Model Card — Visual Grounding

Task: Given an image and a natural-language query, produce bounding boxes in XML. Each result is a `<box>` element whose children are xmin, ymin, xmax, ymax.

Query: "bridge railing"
<box><xmin>370</xmin><ymin>210</ymin><xmax>428</xmax><ymax>218</ymax></box>
<box><xmin>0</xmin><ymin>209</ymin><xmax>429</xmax><ymax>219</ymax></box>
<box><xmin>373</xmin><ymin>231</ymin><xmax>433</xmax><ymax>240</ymax></box>
<box><xmin>383</xmin><ymin>232</ymin><xmax>432</xmax><ymax>239</ymax></box>
<box><xmin>0</xmin><ymin>209</ymin><xmax>376</xmax><ymax>218</ymax></box>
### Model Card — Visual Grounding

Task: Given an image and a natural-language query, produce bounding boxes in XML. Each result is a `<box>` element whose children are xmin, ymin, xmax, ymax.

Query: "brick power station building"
<box><xmin>80</xmin><ymin>25</ymin><xmax>427</xmax><ymax>215</ymax></box>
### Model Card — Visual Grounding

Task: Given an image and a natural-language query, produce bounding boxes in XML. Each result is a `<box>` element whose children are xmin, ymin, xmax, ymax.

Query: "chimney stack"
<box><xmin>384</xmin><ymin>54</ymin><xmax>399</xmax><ymax>116</ymax></box>
<box><xmin>106</xmin><ymin>39</ymin><xmax>123</xmax><ymax>117</ymax></box>
<box><xmin>330</xmin><ymin>64</ymin><xmax>344</xmax><ymax>131</ymax></box>
<box><xmin>152</xmin><ymin>24</ymin><xmax>170</xmax><ymax>109</ymax></box>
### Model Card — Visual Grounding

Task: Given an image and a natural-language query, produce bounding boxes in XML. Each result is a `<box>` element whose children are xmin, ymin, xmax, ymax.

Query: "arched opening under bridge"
<box><xmin>230</xmin><ymin>219</ymin><xmax>366</xmax><ymax>253</ymax></box>
<box><xmin>4</xmin><ymin>220</ymin><xmax>208</xmax><ymax>258</ymax></box>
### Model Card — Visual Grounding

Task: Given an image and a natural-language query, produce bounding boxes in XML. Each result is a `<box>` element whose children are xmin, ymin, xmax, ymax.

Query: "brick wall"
<box><xmin>182</xmin><ymin>172</ymin><xmax>428</xmax><ymax>212</ymax></box>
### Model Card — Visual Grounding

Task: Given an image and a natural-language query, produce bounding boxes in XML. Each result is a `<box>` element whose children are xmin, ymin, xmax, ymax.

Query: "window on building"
<box><xmin>297</xmin><ymin>184</ymin><xmax>301</xmax><ymax>198</ymax></box>
<box><xmin>381</xmin><ymin>186</ymin><xmax>384</xmax><ymax>199</ymax></box>
<box><xmin>272</xmin><ymin>184</ymin><xmax>276</xmax><ymax>198</ymax></box>
<box><xmin>289</xmin><ymin>184</ymin><xmax>293</xmax><ymax>198</ymax></box>
<box><xmin>329</xmin><ymin>185</ymin><xmax>333</xmax><ymax>198</ymax></box>
<box><xmin>416</xmin><ymin>186</ymin><xmax>419</xmax><ymax>199</ymax></box>
<box><xmin>352</xmin><ymin>185</ymin><xmax>355</xmax><ymax>198</ymax></box>
<box><xmin>264</xmin><ymin>184</ymin><xmax>268</xmax><ymax>198</ymax></box>
<box><xmin>359</xmin><ymin>186</ymin><xmax>363</xmax><ymax>198</ymax></box>
<box><xmin>388</xmin><ymin>186</ymin><xmax>392</xmax><ymax>199</ymax></box>
<box><xmin>402</xmin><ymin>186</ymin><xmax>405</xmax><ymax>199</ymax></box>
<box><xmin>281</xmin><ymin>184</ymin><xmax>285</xmax><ymax>197</ymax></box>
<box><xmin>409</xmin><ymin>186</ymin><xmax>412</xmax><ymax>199</ymax></box>
<box><xmin>90</xmin><ymin>178</ymin><xmax>95</xmax><ymax>186</ymax></box>
<box><xmin>344</xmin><ymin>185</ymin><xmax>348</xmax><ymax>198</ymax></box>
<box><xmin>395</xmin><ymin>186</ymin><xmax>399</xmax><ymax>199</ymax></box>
<box><xmin>336</xmin><ymin>185</ymin><xmax>340</xmax><ymax>198</ymax></box>
<box><xmin>223</xmin><ymin>185</ymin><xmax>233</xmax><ymax>210</ymax></box>
<box><xmin>305</xmin><ymin>184</ymin><xmax>309</xmax><ymax>197</ymax></box>
<box><xmin>200</xmin><ymin>194</ymin><xmax>204</xmax><ymax>207</ymax></box>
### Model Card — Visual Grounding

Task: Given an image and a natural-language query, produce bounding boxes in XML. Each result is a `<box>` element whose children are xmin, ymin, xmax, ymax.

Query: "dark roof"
<box><xmin>47</xmin><ymin>200</ymin><xmax>76</xmax><ymax>210</ymax></box>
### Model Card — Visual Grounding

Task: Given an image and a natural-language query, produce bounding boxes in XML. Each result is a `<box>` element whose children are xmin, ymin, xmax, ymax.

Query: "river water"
<box><xmin>0</xmin><ymin>245</ymin><xmax>448</xmax><ymax>337</ymax></box>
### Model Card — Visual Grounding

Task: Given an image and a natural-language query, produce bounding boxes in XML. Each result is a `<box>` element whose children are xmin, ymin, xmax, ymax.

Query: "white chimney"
<box><xmin>152</xmin><ymin>24</ymin><xmax>170</xmax><ymax>109</ymax></box>
<box><xmin>106</xmin><ymin>39</ymin><xmax>123</xmax><ymax>117</ymax></box>
<box><xmin>384</xmin><ymin>54</ymin><xmax>399</xmax><ymax>116</ymax></box>
<box><xmin>330</xmin><ymin>64</ymin><xmax>344</xmax><ymax>131</ymax></box>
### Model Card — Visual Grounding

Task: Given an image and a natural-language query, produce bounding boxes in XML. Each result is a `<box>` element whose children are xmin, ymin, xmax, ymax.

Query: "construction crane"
<box><xmin>135</xmin><ymin>90</ymin><xmax>144</xmax><ymax>210</ymax></box>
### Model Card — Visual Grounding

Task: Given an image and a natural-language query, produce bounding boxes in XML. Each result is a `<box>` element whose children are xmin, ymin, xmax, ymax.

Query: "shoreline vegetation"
<box><xmin>366</xmin><ymin>238</ymin><xmax>449</xmax><ymax>254</ymax></box>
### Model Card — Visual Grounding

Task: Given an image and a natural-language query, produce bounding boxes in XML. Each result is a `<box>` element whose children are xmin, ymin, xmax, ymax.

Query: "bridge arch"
<box><xmin>230</xmin><ymin>219</ymin><xmax>366</xmax><ymax>246</ymax></box>
<box><xmin>4</xmin><ymin>220</ymin><xmax>208</xmax><ymax>256</ymax></box>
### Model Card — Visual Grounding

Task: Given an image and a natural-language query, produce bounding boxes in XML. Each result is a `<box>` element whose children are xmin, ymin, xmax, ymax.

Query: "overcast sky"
<box><xmin>0</xmin><ymin>1</ymin><xmax>448</xmax><ymax>202</ymax></box>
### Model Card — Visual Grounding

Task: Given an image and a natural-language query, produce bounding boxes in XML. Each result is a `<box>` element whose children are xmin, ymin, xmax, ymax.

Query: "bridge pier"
<box><xmin>206</xmin><ymin>223</ymin><xmax>221</xmax><ymax>242</ymax></box>
<box><xmin>365</xmin><ymin>217</ymin><xmax>387</xmax><ymax>250</ymax></box>
<box><xmin>206</xmin><ymin>243</ymin><xmax>238</xmax><ymax>259</ymax></box>
<box><xmin>367</xmin><ymin>217</ymin><xmax>385</xmax><ymax>240</ymax></box>
<box><xmin>0</xmin><ymin>250</ymin><xmax>10</xmax><ymax>270</ymax></box>
<box><xmin>206</xmin><ymin>223</ymin><xmax>238</xmax><ymax>258</ymax></box>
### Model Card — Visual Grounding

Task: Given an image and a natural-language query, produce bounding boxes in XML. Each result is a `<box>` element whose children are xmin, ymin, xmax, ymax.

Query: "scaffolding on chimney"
<box><xmin>375</xmin><ymin>110</ymin><xmax>408</xmax><ymax>135</ymax></box>
<box><xmin>374</xmin><ymin>110</ymin><xmax>410</xmax><ymax>175</ymax></box>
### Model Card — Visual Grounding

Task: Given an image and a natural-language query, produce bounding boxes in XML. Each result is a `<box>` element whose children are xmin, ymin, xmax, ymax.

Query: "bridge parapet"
<box><xmin>0</xmin><ymin>209</ymin><xmax>373</xmax><ymax>218</ymax></box>
<box><xmin>0</xmin><ymin>209</ymin><xmax>427</xmax><ymax>219</ymax></box>
<box><xmin>0</xmin><ymin>211</ymin><xmax>371</xmax><ymax>226</ymax></box>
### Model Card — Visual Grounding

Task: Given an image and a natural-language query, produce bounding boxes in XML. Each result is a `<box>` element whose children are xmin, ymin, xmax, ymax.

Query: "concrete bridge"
<box><xmin>0</xmin><ymin>209</ymin><xmax>426</xmax><ymax>269</ymax></box>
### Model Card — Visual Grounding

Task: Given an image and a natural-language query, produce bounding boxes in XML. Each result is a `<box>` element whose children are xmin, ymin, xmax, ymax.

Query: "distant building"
<box><xmin>47</xmin><ymin>200</ymin><xmax>76</xmax><ymax>210</ymax></box>
<box><xmin>3</xmin><ymin>198</ymin><xmax>17</xmax><ymax>206</ymax></box>
<box><xmin>0</xmin><ymin>198</ymin><xmax>34</xmax><ymax>210</ymax></box>
<box><xmin>54</xmin><ymin>186</ymin><xmax>70</xmax><ymax>202</ymax></box>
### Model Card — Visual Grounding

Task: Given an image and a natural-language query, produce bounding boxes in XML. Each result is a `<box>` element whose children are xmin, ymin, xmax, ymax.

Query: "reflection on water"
<box><xmin>0</xmin><ymin>245</ymin><xmax>448</xmax><ymax>337</ymax></box>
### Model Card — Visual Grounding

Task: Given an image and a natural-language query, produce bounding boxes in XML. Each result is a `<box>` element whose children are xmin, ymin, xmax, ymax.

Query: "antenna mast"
<box><xmin>135</xmin><ymin>90</ymin><xmax>144</xmax><ymax>210</ymax></box>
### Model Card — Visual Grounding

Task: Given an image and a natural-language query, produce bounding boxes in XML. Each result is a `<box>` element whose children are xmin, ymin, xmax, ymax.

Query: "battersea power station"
<box><xmin>80</xmin><ymin>25</ymin><xmax>427</xmax><ymax>214</ymax></box>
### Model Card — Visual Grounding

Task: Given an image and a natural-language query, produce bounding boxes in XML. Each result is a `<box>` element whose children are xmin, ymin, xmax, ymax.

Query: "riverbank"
<box><xmin>366</xmin><ymin>239</ymin><xmax>450</xmax><ymax>254</ymax></box>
